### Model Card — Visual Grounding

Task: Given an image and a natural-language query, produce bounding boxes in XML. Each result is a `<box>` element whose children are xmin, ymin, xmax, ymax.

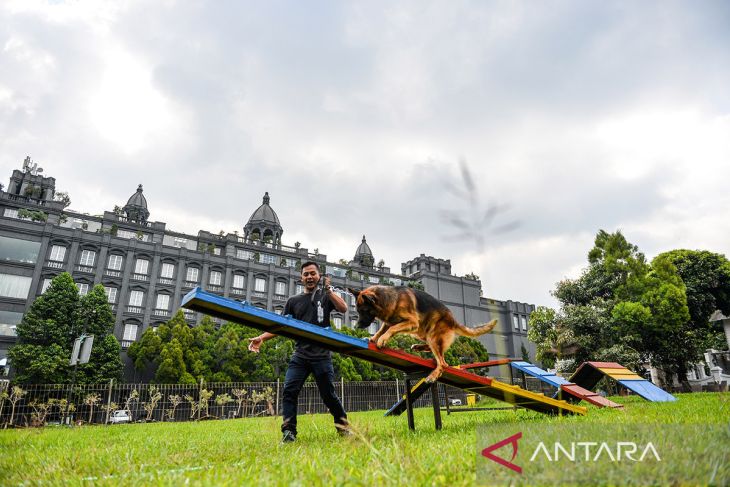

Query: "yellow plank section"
<box><xmin>599</xmin><ymin>368</ymin><xmax>642</xmax><ymax>380</ymax></box>
<box><xmin>488</xmin><ymin>379</ymin><xmax>587</xmax><ymax>415</ymax></box>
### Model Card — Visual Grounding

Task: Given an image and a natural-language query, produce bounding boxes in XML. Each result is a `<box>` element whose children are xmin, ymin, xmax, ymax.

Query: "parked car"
<box><xmin>108</xmin><ymin>409</ymin><xmax>132</xmax><ymax>424</ymax></box>
<box><xmin>448</xmin><ymin>398</ymin><xmax>462</xmax><ymax>406</ymax></box>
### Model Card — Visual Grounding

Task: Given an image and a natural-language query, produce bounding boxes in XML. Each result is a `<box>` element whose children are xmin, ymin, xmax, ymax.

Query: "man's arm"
<box><xmin>248</xmin><ymin>331</ymin><xmax>276</xmax><ymax>353</ymax></box>
<box><xmin>324</xmin><ymin>276</ymin><xmax>347</xmax><ymax>313</ymax></box>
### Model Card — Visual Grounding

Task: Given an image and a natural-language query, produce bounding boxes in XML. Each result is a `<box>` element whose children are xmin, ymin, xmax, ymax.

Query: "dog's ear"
<box><xmin>361</xmin><ymin>292</ymin><xmax>376</xmax><ymax>306</ymax></box>
<box><xmin>347</xmin><ymin>288</ymin><xmax>360</xmax><ymax>298</ymax></box>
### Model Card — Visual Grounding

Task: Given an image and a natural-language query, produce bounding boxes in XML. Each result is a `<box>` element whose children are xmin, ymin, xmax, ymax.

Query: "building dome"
<box><xmin>244</xmin><ymin>192</ymin><xmax>283</xmax><ymax>245</ymax></box>
<box><xmin>352</xmin><ymin>235</ymin><xmax>374</xmax><ymax>267</ymax></box>
<box><xmin>122</xmin><ymin>184</ymin><xmax>150</xmax><ymax>223</ymax></box>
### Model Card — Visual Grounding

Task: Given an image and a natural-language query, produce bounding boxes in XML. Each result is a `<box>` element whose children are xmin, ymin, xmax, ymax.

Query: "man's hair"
<box><xmin>300</xmin><ymin>261</ymin><xmax>321</xmax><ymax>272</ymax></box>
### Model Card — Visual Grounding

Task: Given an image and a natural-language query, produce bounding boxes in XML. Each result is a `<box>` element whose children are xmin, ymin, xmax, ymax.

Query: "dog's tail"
<box><xmin>454</xmin><ymin>319</ymin><xmax>498</xmax><ymax>338</ymax></box>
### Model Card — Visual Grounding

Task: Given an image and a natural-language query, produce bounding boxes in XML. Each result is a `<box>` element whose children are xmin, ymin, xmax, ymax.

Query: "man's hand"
<box><xmin>248</xmin><ymin>335</ymin><xmax>263</xmax><ymax>353</ymax></box>
<box><xmin>323</xmin><ymin>275</ymin><xmax>332</xmax><ymax>290</ymax></box>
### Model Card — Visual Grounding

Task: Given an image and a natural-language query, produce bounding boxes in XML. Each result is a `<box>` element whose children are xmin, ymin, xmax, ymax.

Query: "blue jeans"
<box><xmin>281</xmin><ymin>354</ymin><xmax>347</xmax><ymax>435</ymax></box>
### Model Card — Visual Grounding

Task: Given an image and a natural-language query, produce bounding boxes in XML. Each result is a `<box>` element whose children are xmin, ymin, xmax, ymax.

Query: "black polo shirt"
<box><xmin>284</xmin><ymin>289</ymin><xmax>335</xmax><ymax>360</ymax></box>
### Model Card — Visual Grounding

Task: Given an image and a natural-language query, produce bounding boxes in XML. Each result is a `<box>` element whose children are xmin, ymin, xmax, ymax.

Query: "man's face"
<box><xmin>301</xmin><ymin>265</ymin><xmax>320</xmax><ymax>292</ymax></box>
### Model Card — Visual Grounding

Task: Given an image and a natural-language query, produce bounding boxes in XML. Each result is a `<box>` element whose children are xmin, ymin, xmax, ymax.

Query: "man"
<box><xmin>248</xmin><ymin>261</ymin><xmax>349</xmax><ymax>443</ymax></box>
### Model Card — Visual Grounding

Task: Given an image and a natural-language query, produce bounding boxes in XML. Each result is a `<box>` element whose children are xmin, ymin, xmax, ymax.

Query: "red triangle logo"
<box><xmin>481</xmin><ymin>432</ymin><xmax>522</xmax><ymax>474</ymax></box>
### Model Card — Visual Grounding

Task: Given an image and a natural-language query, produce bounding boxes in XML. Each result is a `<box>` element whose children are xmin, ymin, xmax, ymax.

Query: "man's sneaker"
<box><xmin>336</xmin><ymin>423</ymin><xmax>352</xmax><ymax>437</ymax></box>
<box><xmin>281</xmin><ymin>430</ymin><xmax>297</xmax><ymax>443</ymax></box>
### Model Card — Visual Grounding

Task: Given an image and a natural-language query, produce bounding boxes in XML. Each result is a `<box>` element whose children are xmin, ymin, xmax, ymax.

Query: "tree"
<box><xmin>54</xmin><ymin>191</ymin><xmax>71</xmax><ymax>208</ymax></box>
<box><xmin>9</xmin><ymin>275</ymin><xmax>121</xmax><ymax>384</ymax></box>
<box><xmin>9</xmin><ymin>273</ymin><xmax>79</xmax><ymax>383</ymax></box>
<box><xmin>75</xmin><ymin>285</ymin><xmax>123</xmax><ymax>384</ymax></box>
<box><xmin>529</xmin><ymin>230</ymin><xmax>716</xmax><ymax>386</ymax></box>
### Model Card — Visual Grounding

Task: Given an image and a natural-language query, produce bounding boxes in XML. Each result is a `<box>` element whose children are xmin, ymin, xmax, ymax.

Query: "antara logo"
<box><xmin>481</xmin><ymin>432</ymin><xmax>523</xmax><ymax>474</ymax></box>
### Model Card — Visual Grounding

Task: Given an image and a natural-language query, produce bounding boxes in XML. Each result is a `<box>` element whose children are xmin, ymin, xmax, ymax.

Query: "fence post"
<box><xmin>104</xmin><ymin>379</ymin><xmax>113</xmax><ymax>424</ymax></box>
<box><xmin>275</xmin><ymin>379</ymin><xmax>280</xmax><ymax>415</ymax></box>
<box><xmin>340</xmin><ymin>377</ymin><xmax>344</xmax><ymax>405</ymax></box>
<box><xmin>395</xmin><ymin>378</ymin><xmax>399</xmax><ymax>401</ymax></box>
<box><xmin>198</xmin><ymin>377</ymin><xmax>204</xmax><ymax>421</ymax></box>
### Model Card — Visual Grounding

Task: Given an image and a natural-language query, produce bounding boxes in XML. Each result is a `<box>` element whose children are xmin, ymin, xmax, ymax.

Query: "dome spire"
<box><xmin>122</xmin><ymin>183</ymin><xmax>150</xmax><ymax>223</ymax></box>
<box><xmin>244</xmin><ymin>191</ymin><xmax>283</xmax><ymax>246</ymax></box>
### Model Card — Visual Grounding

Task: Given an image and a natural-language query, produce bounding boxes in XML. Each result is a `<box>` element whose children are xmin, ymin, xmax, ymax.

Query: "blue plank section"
<box><xmin>511</xmin><ymin>361</ymin><xmax>572</xmax><ymax>388</ymax></box>
<box><xmin>181</xmin><ymin>287</ymin><xmax>368</xmax><ymax>351</ymax></box>
<box><xmin>618</xmin><ymin>379</ymin><xmax>676</xmax><ymax>402</ymax></box>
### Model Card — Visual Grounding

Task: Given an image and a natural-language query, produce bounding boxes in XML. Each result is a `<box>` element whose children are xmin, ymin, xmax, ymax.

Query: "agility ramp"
<box><xmin>569</xmin><ymin>361</ymin><xmax>676</xmax><ymax>402</ymax></box>
<box><xmin>181</xmin><ymin>288</ymin><xmax>586</xmax><ymax>416</ymax></box>
<box><xmin>510</xmin><ymin>361</ymin><xmax>624</xmax><ymax>409</ymax></box>
<box><xmin>384</xmin><ymin>358</ymin><xmax>515</xmax><ymax>416</ymax></box>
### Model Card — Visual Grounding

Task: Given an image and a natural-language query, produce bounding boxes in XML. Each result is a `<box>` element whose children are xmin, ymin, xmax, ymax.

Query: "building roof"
<box><xmin>247</xmin><ymin>192</ymin><xmax>281</xmax><ymax>226</ymax></box>
<box><xmin>125</xmin><ymin>184</ymin><xmax>148</xmax><ymax>209</ymax></box>
<box><xmin>354</xmin><ymin>235</ymin><xmax>373</xmax><ymax>260</ymax></box>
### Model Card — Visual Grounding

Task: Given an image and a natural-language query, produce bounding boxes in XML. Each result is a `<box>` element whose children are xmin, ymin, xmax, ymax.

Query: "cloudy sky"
<box><xmin>1</xmin><ymin>1</ymin><xmax>728</xmax><ymax>308</ymax></box>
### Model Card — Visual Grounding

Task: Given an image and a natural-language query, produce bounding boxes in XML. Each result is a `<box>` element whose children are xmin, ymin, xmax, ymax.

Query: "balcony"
<box><xmin>273</xmin><ymin>295</ymin><xmax>287</xmax><ymax>303</ymax></box>
<box><xmin>131</xmin><ymin>273</ymin><xmax>149</xmax><ymax>282</ymax></box>
<box><xmin>75</xmin><ymin>265</ymin><xmax>94</xmax><ymax>273</ymax></box>
<box><xmin>230</xmin><ymin>288</ymin><xmax>246</xmax><ymax>297</ymax></box>
<box><xmin>153</xmin><ymin>309</ymin><xmax>170</xmax><ymax>317</ymax></box>
<box><xmin>183</xmin><ymin>310</ymin><xmax>196</xmax><ymax>320</ymax></box>
<box><xmin>182</xmin><ymin>280</ymin><xmax>198</xmax><ymax>289</ymax></box>
<box><xmin>158</xmin><ymin>277</ymin><xmax>175</xmax><ymax>286</ymax></box>
<box><xmin>126</xmin><ymin>306</ymin><xmax>143</xmax><ymax>314</ymax></box>
<box><xmin>45</xmin><ymin>260</ymin><xmax>64</xmax><ymax>269</ymax></box>
<box><xmin>121</xmin><ymin>340</ymin><xmax>134</xmax><ymax>349</ymax></box>
<box><xmin>105</xmin><ymin>269</ymin><xmax>122</xmax><ymax>278</ymax></box>
<box><xmin>207</xmin><ymin>284</ymin><xmax>223</xmax><ymax>293</ymax></box>
<box><xmin>251</xmin><ymin>291</ymin><xmax>267</xmax><ymax>299</ymax></box>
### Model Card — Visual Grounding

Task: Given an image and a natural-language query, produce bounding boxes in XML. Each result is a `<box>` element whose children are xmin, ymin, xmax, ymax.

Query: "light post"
<box><xmin>64</xmin><ymin>308</ymin><xmax>97</xmax><ymax>425</ymax></box>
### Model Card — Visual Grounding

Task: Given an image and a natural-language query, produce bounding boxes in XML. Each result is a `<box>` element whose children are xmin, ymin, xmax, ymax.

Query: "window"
<box><xmin>233</xmin><ymin>274</ymin><xmax>245</xmax><ymax>289</ymax></box>
<box><xmin>134</xmin><ymin>258</ymin><xmax>149</xmax><ymax>275</ymax></box>
<box><xmin>79</xmin><ymin>249</ymin><xmax>96</xmax><ymax>266</ymax></box>
<box><xmin>275</xmin><ymin>281</ymin><xmax>286</xmax><ymax>296</ymax></box>
<box><xmin>368</xmin><ymin>276</ymin><xmax>379</xmax><ymax>284</ymax></box>
<box><xmin>260</xmin><ymin>253</ymin><xmax>276</xmax><ymax>264</ymax></box>
<box><xmin>160</xmin><ymin>263</ymin><xmax>175</xmax><ymax>279</ymax></box>
<box><xmin>255</xmin><ymin>277</ymin><xmax>266</xmax><ymax>292</ymax></box>
<box><xmin>186</xmin><ymin>267</ymin><xmax>199</xmax><ymax>282</ymax></box>
<box><xmin>209</xmin><ymin>270</ymin><xmax>222</xmax><ymax>286</ymax></box>
<box><xmin>76</xmin><ymin>283</ymin><xmax>89</xmax><ymax>295</ymax></box>
<box><xmin>521</xmin><ymin>316</ymin><xmax>528</xmax><ymax>332</ymax></box>
<box><xmin>212</xmin><ymin>247</ymin><xmax>222</xmax><ymax>256</ymax></box>
<box><xmin>0</xmin><ymin>310</ymin><xmax>23</xmax><ymax>337</ymax></box>
<box><xmin>0</xmin><ymin>236</ymin><xmax>40</xmax><ymax>264</ymax></box>
<box><xmin>116</xmin><ymin>229</ymin><xmax>136</xmax><ymax>239</ymax></box>
<box><xmin>49</xmin><ymin>245</ymin><xmax>66</xmax><ymax>262</ymax></box>
<box><xmin>156</xmin><ymin>294</ymin><xmax>170</xmax><ymax>310</ymax></box>
<box><xmin>236</xmin><ymin>249</ymin><xmax>255</xmax><ymax>260</ymax></box>
<box><xmin>3</xmin><ymin>208</ymin><xmax>19</xmax><ymax>218</ymax></box>
<box><xmin>129</xmin><ymin>290</ymin><xmax>144</xmax><ymax>306</ymax></box>
<box><xmin>296</xmin><ymin>284</ymin><xmax>304</xmax><ymax>294</ymax></box>
<box><xmin>41</xmin><ymin>278</ymin><xmax>52</xmax><ymax>293</ymax></box>
<box><xmin>333</xmin><ymin>316</ymin><xmax>343</xmax><ymax>329</ymax></box>
<box><xmin>108</xmin><ymin>254</ymin><xmax>123</xmax><ymax>270</ymax></box>
<box><xmin>123</xmin><ymin>323</ymin><xmax>138</xmax><ymax>341</ymax></box>
<box><xmin>104</xmin><ymin>286</ymin><xmax>118</xmax><ymax>303</ymax></box>
<box><xmin>513</xmin><ymin>315</ymin><xmax>519</xmax><ymax>331</ymax></box>
<box><xmin>0</xmin><ymin>274</ymin><xmax>32</xmax><ymax>299</ymax></box>
<box><xmin>274</xmin><ymin>308</ymin><xmax>283</xmax><ymax>315</ymax></box>
<box><xmin>173</xmin><ymin>237</ymin><xmax>188</xmax><ymax>248</ymax></box>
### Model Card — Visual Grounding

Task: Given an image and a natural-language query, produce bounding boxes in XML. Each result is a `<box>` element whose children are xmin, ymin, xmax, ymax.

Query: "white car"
<box><xmin>108</xmin><ymin>409</ymin><xmax>132</xmax><ymax>424</ymax></box>
<box><xmin>448</xmin><ymin>398</ymin><xmax>462</xmax><ymax>406</ymax></box>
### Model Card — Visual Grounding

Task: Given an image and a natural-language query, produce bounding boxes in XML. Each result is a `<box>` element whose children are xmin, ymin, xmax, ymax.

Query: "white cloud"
<box><xmin>1</xmin><ymin>1</ymin><xmax>729</xmax><ymax>308</ymax></box>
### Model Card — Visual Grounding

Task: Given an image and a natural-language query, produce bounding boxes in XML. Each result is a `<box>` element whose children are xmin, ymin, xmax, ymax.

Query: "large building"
<box><xmin>0</xmin><ymin>158</ymin><xmax>536</xmax><ymax>379</ymax></box>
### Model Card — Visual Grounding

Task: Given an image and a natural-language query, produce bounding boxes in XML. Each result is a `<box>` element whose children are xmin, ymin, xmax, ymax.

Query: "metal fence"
<box><xmin>0</xmin><ymin>379</ymin><xmax>477</xmax><ymax>428</ymax></box>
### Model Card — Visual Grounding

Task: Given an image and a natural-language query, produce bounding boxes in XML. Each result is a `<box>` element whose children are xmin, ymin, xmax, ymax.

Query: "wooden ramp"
<box><xmin>569</xmin><ymin>362</ymin><xmax>676</xmax><ymax>402</ymax></box>
<box><xmin>181</xmin><ymin>288</ymin><xmax>586</xmax><ymax>416</ymax></box>
<box><xmin>511</xmin><ymin>361</ymin><xmax>624</xmax><ymax>409</ymax></box>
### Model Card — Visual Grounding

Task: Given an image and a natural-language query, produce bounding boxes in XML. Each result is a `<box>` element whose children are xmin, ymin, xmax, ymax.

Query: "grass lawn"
<box><xmin>1</xmin><ymin>392</ymin><xmax>728</xmax><ymax>486</ymax></box>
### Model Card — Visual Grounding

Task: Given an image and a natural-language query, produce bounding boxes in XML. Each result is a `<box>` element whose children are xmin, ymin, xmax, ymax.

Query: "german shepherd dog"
<box><xmin>348</xmin><ymin>286</ymin><xmax>498</xmax><ymax>382</ymax></box>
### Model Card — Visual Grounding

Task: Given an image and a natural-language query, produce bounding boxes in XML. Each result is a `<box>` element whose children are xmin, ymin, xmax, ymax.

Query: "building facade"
<box><xmin>0</xmin><ymin>159</ymin><xmax>536</xmax><ymax>379</ymax></box>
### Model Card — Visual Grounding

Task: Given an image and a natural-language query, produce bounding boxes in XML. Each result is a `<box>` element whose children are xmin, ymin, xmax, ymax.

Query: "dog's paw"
<box><xmin>376</xmin><ymin>337</ymin><xmax>388</xmax><ymax>348</ymax></box>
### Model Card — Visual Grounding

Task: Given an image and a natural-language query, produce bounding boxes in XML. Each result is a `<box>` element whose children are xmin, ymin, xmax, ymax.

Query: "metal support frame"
<box><xmin>404</xmin><ymin>373</ymin><xmax>442</xmax><ymax>431</ymax></box>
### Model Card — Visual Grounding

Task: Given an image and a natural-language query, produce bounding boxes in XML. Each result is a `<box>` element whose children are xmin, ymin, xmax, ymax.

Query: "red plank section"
<box><xmin>457</xmin><ymin>359</ymin><xmax>513</xmax><ymax>369</ymax></box>
<box><xmin>561</xmin><ymin>384</ymin><xmax>624</xmax><ymax>409</ymax></box>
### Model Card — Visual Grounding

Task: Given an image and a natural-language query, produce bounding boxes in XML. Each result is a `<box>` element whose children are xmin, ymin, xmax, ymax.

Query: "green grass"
<box><xmin>1</xmin><ymin>393</ymin><xmax>728</xmax><ymax>486</ymax></box>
